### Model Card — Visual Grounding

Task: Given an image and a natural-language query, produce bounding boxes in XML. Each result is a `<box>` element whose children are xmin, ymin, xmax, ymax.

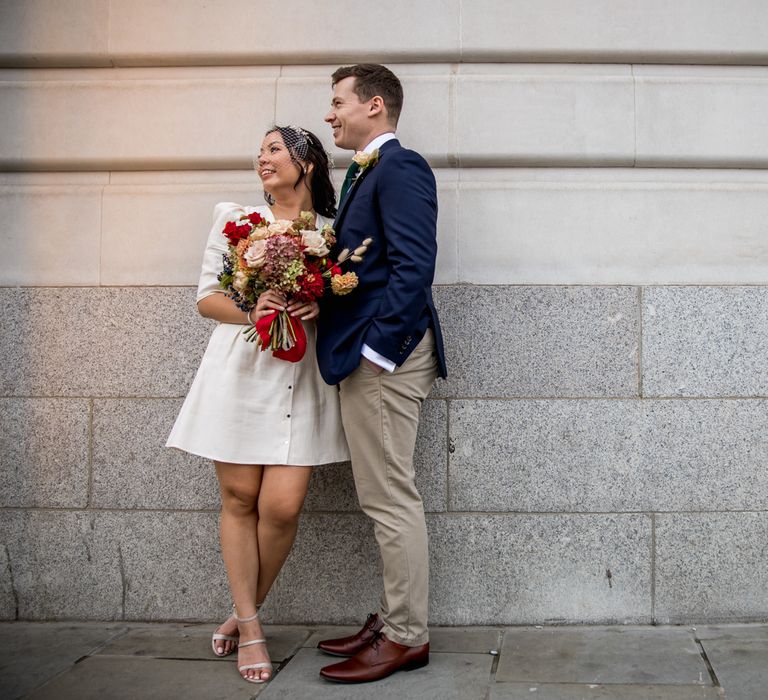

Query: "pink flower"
<box><xmin>243</xmin><ymin>239</ymin><xmax>267</xmax><ymax>268</ymax></box>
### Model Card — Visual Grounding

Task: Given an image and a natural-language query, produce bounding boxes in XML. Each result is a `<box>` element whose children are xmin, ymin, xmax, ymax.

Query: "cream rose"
<box><xmin>352</xmin><ymin>148</ymin><xmax>380</xmax><ymax>169</ymax></box>
<box><xmin>300</xmin><ymin>230</ymin><xmax>330</xmax><ymax>257</ymax></box>
<box><xmin>243</xmin><ymin>239</ymin><xmax>267</xmax><ymax>268</ymax></box>
<box><xmin>233</xmin><ymin>270</ymin><xmax>249</xmax><ymax>292</ymax></box>
<box><xmin>267</xmin><ymin>219</ymin><xmax>293</xmax><ymax>236</ymax></box>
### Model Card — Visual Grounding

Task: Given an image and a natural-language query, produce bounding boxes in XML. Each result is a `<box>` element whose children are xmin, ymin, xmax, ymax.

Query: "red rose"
<box><xmin>247</xmin><ymin>212</ymin><xmax>264</xmax><ymax>226</ymax></box>
<box><xmin>223</xmin><ymin>220</ymin><xmax>250</xmax><ymax>244</ymax></box>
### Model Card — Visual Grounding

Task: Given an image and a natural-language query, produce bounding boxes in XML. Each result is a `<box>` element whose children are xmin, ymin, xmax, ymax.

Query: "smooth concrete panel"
<box><xmin>0</xmin><ymin>398</ymin><xmax>89</xmax><ymax>508</ymax></box>
<box><xmin>462</xmin><ymin>0</ymin><xmax>768</xmax><ymax>64</ymax></box>
<box><xmin>643</xmin><ymin>287</ymin><xmax>768</xmax><ymax>397</ymax></box>
<box><xmin>434</xmin><ymin>178</ymin><xmax>459</xmax><ymax>284</ymax></box>
<box><xmin>91</xmin><ymin>399</ymin><xmax>218</xmax><ymax>510</ymax></box>
<box><xmin>449</xmin><ymin>399</ymin><xmax>768</xmax><ymax>512</ymax></box>
<box><xmin>8</xmin><ymin>172</ymin><xmax>768</xmax><ymax>287</ymax></box>
<box><xmin>0</xmin><ymin>0</ymin><xmax>110</xmax><ymax>67</ymax></box>
<box><xmin>0</xmin><ymin>68</ymin><xmax>277</xmax><ymax>170</ymax></box>
<box><xmin>636</xmin><ymin>66</ymin><xmax>768</xmax><ymax>167</ymax></box>
<box><xmin>655</xmin><ymin>513</ymin><xmax>768</xmax><ymax>623</ymax></box>
<box><xmin>0</xmin><ymin>287</ymin><xmax>212</xmax><ymax>397</ymax></box>
<box><xmin>0</xmin><ymin>511</ymin><xmax>123</xmax><ymax>620</ymax></box>
<box><xmin>455</xmin><ymin>67</ymin><xmax>634</xmax><ymax>165</ymax></box>
<box><xmin>0</xmin><ymin>185</ymin><xmax>103</xmax><ymax>285</ymax></box>
<box><xmin>0</xmin><ymin>172</ymin><xmax>109</xmax><ymax>185</ymax></box>
<box><xmin>7</xmin><ymin>1</ymin><xmax>766</xmax><ymax>68</ymax></box>
<box><xmin>428</xmin><ymin>514</ymin><xmax>652</xmax><ymax>625</ymax></box>
<box><xmin>108</xmin><ymin>0</ymin><xmax>461</xmax><ymax>65</ymax></box>
<box><xmin>100</xmin><ymin>183</ymin><xmax>258</xmax><ymax>285</ymax></box>
<box><xmin>99</xmin><ymin>175</ymin><xmax>458</xmax><ymax>286</ymax></box>
<box><xmin>276</xmin><ymin>71</ymin><xmax>453</xmax><ymax>166</ymax></box>
<box><xmin>6</xmin><ymin>65</ymin><xmax>768</xmax><ymax>171</ymax></box>
<box><xmin>456</xmin><ymin>177</ymin><xmax>768</xmax><ymax>285</ymax></box>
<box><xmin>433</xmin><ymin>286</ymin><xmax>639</xmax><ymax>398</ymax></box>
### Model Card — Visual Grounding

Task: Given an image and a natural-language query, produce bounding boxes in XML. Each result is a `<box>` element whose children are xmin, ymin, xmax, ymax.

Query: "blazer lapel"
<box><xmin>333</xmin><ymin>139</ymin><xmax>400</xmax><ymax>234</ymax></box>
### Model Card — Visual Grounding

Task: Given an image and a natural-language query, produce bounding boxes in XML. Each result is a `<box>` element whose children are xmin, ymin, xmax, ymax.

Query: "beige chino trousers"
<box><xmin>339</xmin><ymin>330</ymin><xmax>438</xmax><ymax>647</ymax></box>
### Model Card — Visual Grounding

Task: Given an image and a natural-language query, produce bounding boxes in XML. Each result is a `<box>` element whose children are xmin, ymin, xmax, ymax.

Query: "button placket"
<box><xmin>283</xmin><ymin>364</ymin><xmax>297</xmax><ymax>448</ymax></box>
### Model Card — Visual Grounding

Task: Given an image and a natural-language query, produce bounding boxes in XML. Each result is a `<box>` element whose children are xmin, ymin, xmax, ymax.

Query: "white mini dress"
<box><xmin>166</xmin><ymin>202</ymin><xmax>350</xmax><ymax>466</ymax></box>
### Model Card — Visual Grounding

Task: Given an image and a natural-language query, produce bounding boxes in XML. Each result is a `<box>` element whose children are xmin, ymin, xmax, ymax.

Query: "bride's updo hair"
<box><xmin>265</xmin><ymin>125</ymin><xmax>337</xmax><ymax>219</ymax></box>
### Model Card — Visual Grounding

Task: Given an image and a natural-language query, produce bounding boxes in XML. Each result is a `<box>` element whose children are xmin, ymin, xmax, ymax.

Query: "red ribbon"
<box><xmin>255</xmin><ymin>310</ymin><xmax>307</xmax><ymax>363</ymax></box>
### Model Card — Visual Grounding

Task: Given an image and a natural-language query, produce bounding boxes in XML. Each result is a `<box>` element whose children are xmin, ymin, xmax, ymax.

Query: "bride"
<box><xmin>167</xmin><ymin>125</ymin><xmax>349</xmax><ymax>684</ymax></box>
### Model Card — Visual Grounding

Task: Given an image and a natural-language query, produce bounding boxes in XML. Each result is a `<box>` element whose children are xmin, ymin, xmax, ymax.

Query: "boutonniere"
<box><xmin>352</xmin><ymin>148</ymin><xmax>380</xmax><ymax>173</ymax></box>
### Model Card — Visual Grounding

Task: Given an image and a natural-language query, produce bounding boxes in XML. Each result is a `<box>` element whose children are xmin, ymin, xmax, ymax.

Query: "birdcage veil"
<box><xmin>255</xmin><ymin>125</ymin><xmax>337</xmax><ymax>215</ymax></box>
<box><xmin>253</xmin><ymin>125</ymin><xmax>309</xmax><ymax>169</ymax></box>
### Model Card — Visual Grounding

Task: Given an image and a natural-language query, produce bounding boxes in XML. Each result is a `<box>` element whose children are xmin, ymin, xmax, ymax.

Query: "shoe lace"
<box><xmin>369</xmin><ymin>630</ymin><xmax>385</xmax><ymax>650</ymax></box>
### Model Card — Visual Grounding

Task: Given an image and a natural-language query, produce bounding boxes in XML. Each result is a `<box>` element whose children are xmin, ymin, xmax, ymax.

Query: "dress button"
<box><xmin>286</xmin><ymin>413</ymin><xmax>291</xmax><ymax>418</ymax></box>
<box><xmin>288</xmin><ymin>385</ymin><xmax>292</xmax><ymax>389</ymax></box>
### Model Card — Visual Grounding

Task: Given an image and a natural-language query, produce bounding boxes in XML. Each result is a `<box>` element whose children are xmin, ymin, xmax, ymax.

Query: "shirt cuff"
<box><xmin>361</xmin><ymin>344</ymin><xmax>396</xmax><ymax>373</ymax></box>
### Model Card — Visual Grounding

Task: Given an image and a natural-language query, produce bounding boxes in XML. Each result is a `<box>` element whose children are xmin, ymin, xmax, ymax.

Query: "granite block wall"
<box><xmin>0</xmin><ymin>1</ymin><xmax>766</xmax><ymax>625</ymax></box>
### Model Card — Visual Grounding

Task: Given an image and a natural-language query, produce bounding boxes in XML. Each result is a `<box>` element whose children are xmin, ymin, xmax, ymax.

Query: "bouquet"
<box><xmin>218</xmin><ymin>210</ymin><xmax>370</xmax><ymax>362</ymax></box>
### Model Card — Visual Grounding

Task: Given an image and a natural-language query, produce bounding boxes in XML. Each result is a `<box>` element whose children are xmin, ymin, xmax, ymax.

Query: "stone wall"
<box><xmin>1</xmin><ymin>1</ymin><xmax>767</xmax><ymax>625</ymax></box>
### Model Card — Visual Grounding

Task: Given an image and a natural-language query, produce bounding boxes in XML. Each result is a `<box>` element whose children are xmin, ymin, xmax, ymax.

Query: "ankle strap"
<box><xmin>233</xmin><ymin>601</ymin><xmax>263</xmax><ymax>623</ymax></box>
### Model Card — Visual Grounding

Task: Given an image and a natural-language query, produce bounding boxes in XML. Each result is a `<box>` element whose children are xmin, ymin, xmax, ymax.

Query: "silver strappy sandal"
<box><xmin>235</xmin><ymin>607</ymin><xmax>273</xmax><ymax>684</ymax></box>
<box><xmin>211</xmin><ymin>604</ymin><xmax>239</xmax><ymax>657</ymax></box>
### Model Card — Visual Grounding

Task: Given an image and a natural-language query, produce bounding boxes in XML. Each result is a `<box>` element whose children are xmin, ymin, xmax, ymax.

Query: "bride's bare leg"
<box><xmin>255</xmin><ymin>465</ymin><xmax>313</xmax><ymax>602</ymax></box>
<box><xmin>215</xmin><ymin>461</ymin><xmax>271</xmax><ymax>680</ymax></box>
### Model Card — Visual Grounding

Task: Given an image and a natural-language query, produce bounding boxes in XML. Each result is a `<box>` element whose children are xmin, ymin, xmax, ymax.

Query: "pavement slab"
<box><xmin>490</xmin><ymin>683</ymin><xmax>724</xmax><ymax>699</ymax></box>
<box><xmin>694</xmin><ymin>623</ymin><xmax>768</xmax><ymax>641</ymax></box>
<box><xmin>25</xmin><ymin>656</ymin><xmax>264</xmax><ymax>700</ymax></box>
<box><xmin>95</xmin><ymin>623</ymin><xmax>311</xmax><ymax>662</ymax></box>
<box><xmin>697</xmin><ymin>628</ymin><xmax>768</xmax><ymax>700</ymax></box>
<box><xmin>0</xmin><ymin>622</ymin><xmax>126</xmax><ymax>700</ymax></box>
<box><xmin>259</xmin><ymin>648</ymin><xmax>494</xmax><ymax>700</ymax></box>
<box><xmin>304</xmin><ymin>624</ymin><xmax>502</xmax><ymax>654</ymax></box>
<box><xmin>429</xmin><ymin>626</ymin><xmax>503</xmax><ymax>653</ymax></box>
<box><xmin>303</xmin><ymin>625</ymin><xmax>358</xmax><ymax>648</ymax></box>
<box><xmin>496</xmin><ymin>626</ymin><xmax>710</xmax><ymax>685</ymax></box>
<box><xmin>4</xmin><ymin>622</ymin><xmax>765</xmax><ymax>700</ymax></box>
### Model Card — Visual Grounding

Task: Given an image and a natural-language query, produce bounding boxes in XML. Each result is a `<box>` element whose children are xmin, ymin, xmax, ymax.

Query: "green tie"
<box><xmin>339</xmin><ymin>162</ymin><xmax>360</xmax><ymax>202</ymax></box>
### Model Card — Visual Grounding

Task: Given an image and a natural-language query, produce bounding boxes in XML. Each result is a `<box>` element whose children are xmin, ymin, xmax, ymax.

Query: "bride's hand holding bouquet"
<box><xmin>218</xmin><ymin>209</ymin><xmax>371</xmax><ymax>362</ymax></box>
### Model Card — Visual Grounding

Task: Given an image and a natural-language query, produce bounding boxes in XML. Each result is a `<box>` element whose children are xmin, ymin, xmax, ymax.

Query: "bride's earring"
<box><xmin>264</xmin><ymin>190</ymin><xmax>275</xmax><ymax>205</ymax></box>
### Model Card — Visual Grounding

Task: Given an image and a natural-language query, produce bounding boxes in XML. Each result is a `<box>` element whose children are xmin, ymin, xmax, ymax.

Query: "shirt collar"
<box><xmin>361</xmin><ymin>132</ymin><xmax>396</xmax><ymax>154</ymax></box>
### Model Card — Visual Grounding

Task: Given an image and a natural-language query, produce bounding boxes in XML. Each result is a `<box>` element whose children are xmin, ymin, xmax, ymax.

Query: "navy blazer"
<box><xmin>316</xmin><ymin>139</ymin><xmax>447</xmax><ymax>386</ymax></box>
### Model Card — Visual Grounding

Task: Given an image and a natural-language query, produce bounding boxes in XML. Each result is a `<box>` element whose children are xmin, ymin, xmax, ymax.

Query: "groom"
<box><xmin>315</xmin><ymin>63</ymin><xmax>447</xmax><ymax>683</ymax></box>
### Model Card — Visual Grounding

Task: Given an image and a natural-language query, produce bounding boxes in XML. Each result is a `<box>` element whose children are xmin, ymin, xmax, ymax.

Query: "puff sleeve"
<box><xmin>195</xmin><ymin>202</ymin><xmax>246</xmax><ymax>303</ymax></box>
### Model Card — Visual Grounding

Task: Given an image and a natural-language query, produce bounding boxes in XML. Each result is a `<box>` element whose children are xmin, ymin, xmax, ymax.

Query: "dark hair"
<box><xmin>264</xmin><ymin>125</ymin><xmax>337</xmax><ymax>218</ymax></box>
<box><xmin>331</xmin><ymin>63</ymin><xmax>403</xmax><ymax>126</ymax></box>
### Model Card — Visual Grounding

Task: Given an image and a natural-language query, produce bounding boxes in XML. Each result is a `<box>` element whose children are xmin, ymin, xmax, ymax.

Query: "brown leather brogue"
<box><xmin>317</xmin><ymin>612</ymin><xmax>384</xmax><ymax>657</ymax></box>
<box><xmin>319</xmin><ymin>632</ymin><xmax>429</xmax><ymax>683</ymax></box>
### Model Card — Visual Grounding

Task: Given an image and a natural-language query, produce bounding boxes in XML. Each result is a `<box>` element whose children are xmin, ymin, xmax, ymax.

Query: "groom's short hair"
<box><xmin>331</xmin><ymin>63</ymin><xmax>403</xmax><ymax>126</ymax></box>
